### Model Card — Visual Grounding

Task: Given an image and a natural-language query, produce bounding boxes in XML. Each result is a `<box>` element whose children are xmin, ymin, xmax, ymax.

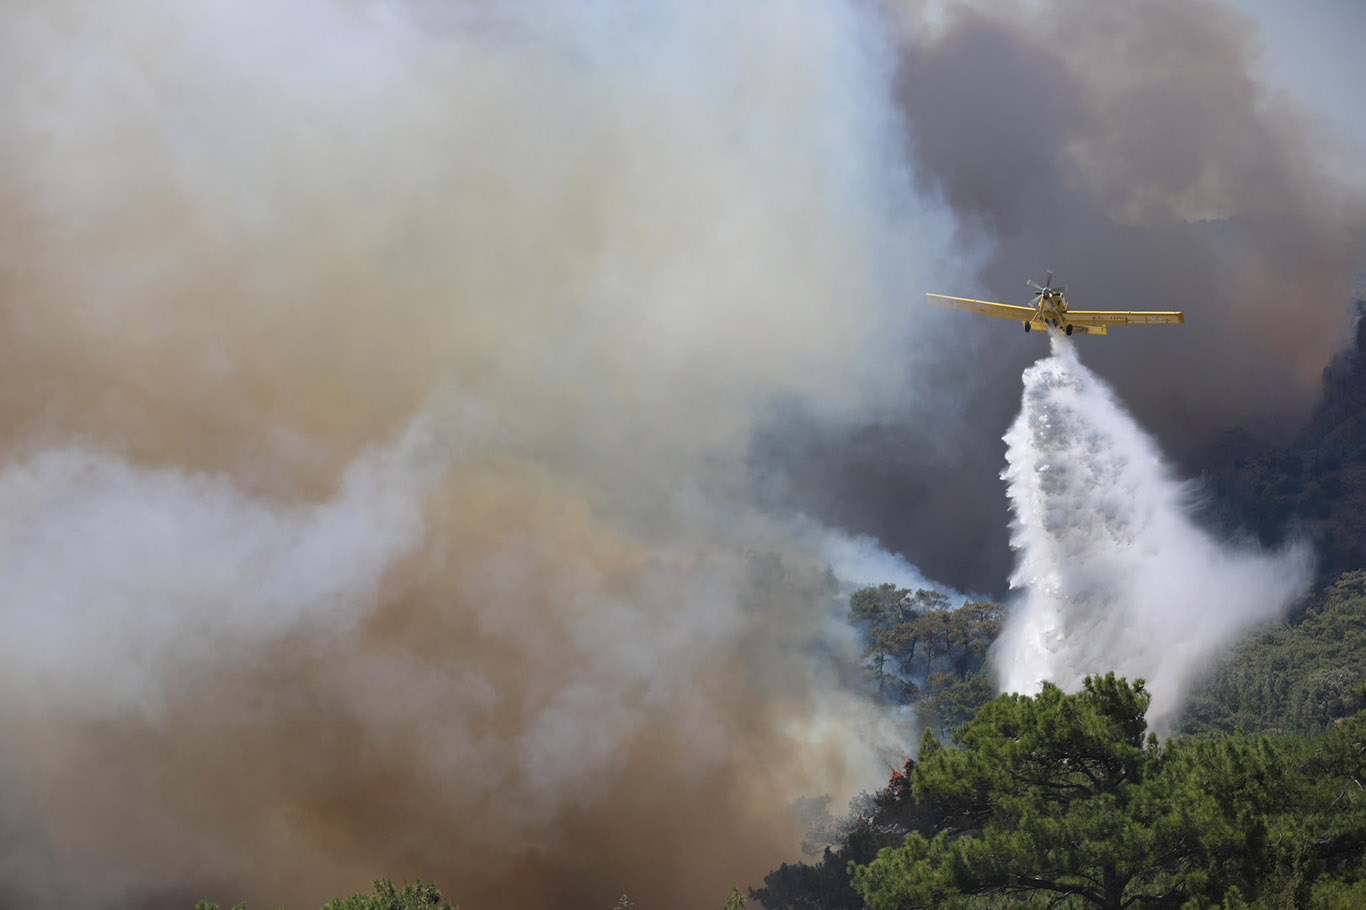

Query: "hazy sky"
<box><xmin>1232</xmin><ymin>0</ymin><xmax>1366</xmax><ymax>155</ymax></box>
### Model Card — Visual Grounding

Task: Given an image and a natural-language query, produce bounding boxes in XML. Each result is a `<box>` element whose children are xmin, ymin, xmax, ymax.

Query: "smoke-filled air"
<box><xmin>1</xmin><ymin>0</ymin><xmax>1364</xmax><ymax>908</ymax></box>
<box><xmin>0</xmin><ymin>1</ymin><xmax>942</xmax><ymax>907</ymax></box>
<box><xmin>994</xmin><ymin>337</ymin><xmax>1311</xmax><ymax>726</ymax></box>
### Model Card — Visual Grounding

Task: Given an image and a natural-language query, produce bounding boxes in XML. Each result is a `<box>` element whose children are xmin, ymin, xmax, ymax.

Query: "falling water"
<box><xmin>993</xmin><ymin>335</ymin><xmax>1310</xmax><ymax>726</ymax></box>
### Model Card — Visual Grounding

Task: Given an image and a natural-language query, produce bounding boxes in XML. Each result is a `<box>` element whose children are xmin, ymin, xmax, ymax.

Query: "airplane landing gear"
<box><xmin>1024</xmin><ymin>322</ymin><xmax>1031</xmax><ymax>333</ymax></box>
<box><xmin>1065</xmin><ymin>324</ymin><xmax>1074</xmax><ymax>336</ymax></box>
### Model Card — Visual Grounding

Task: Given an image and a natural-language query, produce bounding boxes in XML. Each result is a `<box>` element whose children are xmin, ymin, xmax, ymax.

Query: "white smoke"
<box><xmin>0</xmin><ymin>398</ymin><xmax>474</xmax><ymax>717</ymax></box>
<box><xmin>994</xmin><ymin>335</ymin><xmax>1311</xmax><ymax>725</ymax></box>
<box><xmin>821</xmin><ymin>529</ymin><xmax>962</xmax><ymax>599</ymax></box>
<box><xmin>0</xmin><ymin>2</ymin><xmax>967</xmax><ymax>903</ymax></box>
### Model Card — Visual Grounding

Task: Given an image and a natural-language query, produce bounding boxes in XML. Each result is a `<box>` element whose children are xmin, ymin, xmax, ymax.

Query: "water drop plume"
<box><xmin>994</xmin><ymin>335</ymin><xmax>1311</xmax><ymax>726</ymax></box>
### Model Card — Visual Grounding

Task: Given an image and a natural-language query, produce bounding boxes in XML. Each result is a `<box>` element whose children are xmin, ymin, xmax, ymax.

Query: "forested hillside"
<box><xmin>1183</xmin><ymin>572</ymin><xmax>1366</xmax><ymax>735</ymax></box>
<box><xmin>1202</xmin><ymin>306</ymin><xmax>1366</xmax><ymax>579</ymax></box>
<box><xmin>1179</xmin><ymin>305</ymin><xmax>1366</xmax><ymax>733</ymax></box>
<box><xmin>759</xmin><ymin>672</ymin><xmax>1366</xmax><ymax>909</ymax></box>
<box><xmin>851</xmin><ymin>676</ymin><xmax>1366</xmax><ymax>909</ymax></box>
<box><xmin>846</xmin><ymin>583</ymin><xmax>1003</xmax><ymax>734</ymax></box>
<box><xmin>753</xmin><ymin>313</ymin><xmax>1366</xmax><ymax>909</ymax></box>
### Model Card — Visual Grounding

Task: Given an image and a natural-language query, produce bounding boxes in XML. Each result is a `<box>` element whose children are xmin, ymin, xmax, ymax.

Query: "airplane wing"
<box><xmin>1065</xmin><ymin>310</ymin><xmax>1185</xmax><ymax>327</ymax></box>
<box><xmin>926</xmin><ymin>293</ymin><xmax>1037</xmax><ymax>321</ymax></box>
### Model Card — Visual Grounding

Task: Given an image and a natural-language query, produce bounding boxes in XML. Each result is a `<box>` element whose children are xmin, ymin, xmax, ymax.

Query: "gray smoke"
<box><xmin>761</xmin><ymin>0</ymin><xmax>1366</xmax><ymax>594</ymax></box>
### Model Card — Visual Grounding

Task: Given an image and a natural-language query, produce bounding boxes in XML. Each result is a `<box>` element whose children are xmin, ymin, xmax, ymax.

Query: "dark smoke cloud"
<box><xmin>761</xmin><ymin>0</ymin><xmax>1366</xmax><ymax>594</ymax></box>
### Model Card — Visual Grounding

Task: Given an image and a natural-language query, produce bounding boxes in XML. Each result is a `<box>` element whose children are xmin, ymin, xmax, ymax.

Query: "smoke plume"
<box><xmin>1</xmin><ymin>0</ymin><xmax>1359</xmax><ymax>904</ymax></box>
<box><xmin>994</xmin><ymin>336</ymin><xmax>1311</xmax><ymax>725</ymax></box>
<box><xmin>0</xmin><ymin>1</ymin><xmax>946</xmax><ymax>907</ymax></box>
<box><xmin>761</xmin><ymin>0</ymin><xmax>1366</xmax><ymax>594</ymax></box>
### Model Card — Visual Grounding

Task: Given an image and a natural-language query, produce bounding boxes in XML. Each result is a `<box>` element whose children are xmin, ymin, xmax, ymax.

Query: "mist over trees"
<box><xmin>1183</xmin><ymin>573</ymin><xmax>1366</xmax><ymax>736</ymax></box>
<box><xmin>746</xmin><ymin>318</ymin><xmax>1366</xmax><ymax>908</ymax></box>
<box><xmin>755</xmin><ymin>562</ymin><xmax>1366</xmax><ymax>910</ymax></box>
<box><xmin>848</xmin><ymin>584</ymin><xmax>1004</xmax><ymax>711</ymax></box>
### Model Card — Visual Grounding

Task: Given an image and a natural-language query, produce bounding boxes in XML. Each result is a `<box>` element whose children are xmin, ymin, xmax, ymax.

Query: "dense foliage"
<box><xmin>848</xmin><ymin>583</ymin><xmax>1004</xmax><ymax>707</ymax></box>
<box><xmin>756</xmin><ymin>675</ymin><xmax>1366</xmax><ymax>910</ymax></box>
<box><xmin>863</xmin><ymin>679</ymin><xmax>1366</xmax><ymax>909</ymax></box>
<box><xmin>856</xmin><ymin>676</ymin><xmax>1266</xmax><ymax>909</ymax></box>
<box><xmin>1183</xmin><ymin>571</ymin><xmax>1366</xmax><ymax>735</ymax></box>
<box><xmin>761</xmin><ymin>572</ymin><xmax>1366</xmax><ymax>910</ymax></box>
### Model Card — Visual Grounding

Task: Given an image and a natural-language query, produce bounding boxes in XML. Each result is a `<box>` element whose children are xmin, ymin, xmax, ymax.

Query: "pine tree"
<box><xmin>854</xmin><ymin>675</ymin><xmax>1278</xmax><ymax>910</ymax></box>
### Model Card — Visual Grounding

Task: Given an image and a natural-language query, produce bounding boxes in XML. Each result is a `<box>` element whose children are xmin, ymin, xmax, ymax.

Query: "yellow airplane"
<box><xmin>927</xmin><ymin>273</ymin><xmax>1185</xmax><ymax>336</ymax></box>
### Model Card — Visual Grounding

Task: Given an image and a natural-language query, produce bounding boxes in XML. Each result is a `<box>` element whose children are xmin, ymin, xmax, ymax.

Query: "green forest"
<box><xmin>747</xmin><ymin>571</ymin><xmax>1366</xmax><ymax>910</ymax></box>
<box><xmin>751</xmin><ymin>334</ymin><xmax>1366</xmax><ymax>910</ymax></box>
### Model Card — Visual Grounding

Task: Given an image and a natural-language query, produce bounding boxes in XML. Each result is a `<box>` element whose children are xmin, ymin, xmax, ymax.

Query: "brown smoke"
<box><xmin>0</xmin><ymin>1</ymin><xmax>936</xmax><ymax>907</ymax></box>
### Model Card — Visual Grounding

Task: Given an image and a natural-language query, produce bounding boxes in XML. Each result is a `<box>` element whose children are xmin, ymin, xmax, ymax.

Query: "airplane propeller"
<box><xmin>1026</xmin><ymin>272</ymin><xmax>1064</xmax><ymax>299</ymax></box>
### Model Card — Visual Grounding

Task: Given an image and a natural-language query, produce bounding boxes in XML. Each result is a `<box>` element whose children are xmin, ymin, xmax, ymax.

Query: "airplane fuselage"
<box><xmin>1038</xmin><ymin>291</ymin><xmax>1067</xmax><ymax>325</ymax></box>
<box><xmin>1023</xmin><ymin>291</ymin><xmax>1074</xmax><ymax>334</ymax></box>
